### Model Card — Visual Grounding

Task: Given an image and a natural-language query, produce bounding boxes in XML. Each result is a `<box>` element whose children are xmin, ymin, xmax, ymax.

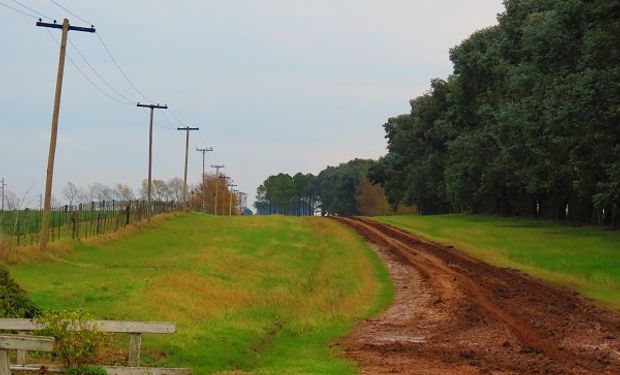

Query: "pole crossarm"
<box><xmin>137</xmin><ymin>103</ymin><xmax>168</xmax><ymax>110</ymax></box>
<box><xmin>36</xmin><ymin>20</ymin><xmax>95</xmax><ymax>33</ymax></box>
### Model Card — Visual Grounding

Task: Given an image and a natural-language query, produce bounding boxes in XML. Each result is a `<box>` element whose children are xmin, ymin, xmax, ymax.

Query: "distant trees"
<box><xmin>369</xmin><ymin>0</ymin><xmax>620</xmax><ymax>225</ymax></box>
<box><xmin>59</xmin><ymin>181</ymin><xmax>136</xmax><ymax>206</ymax></box>
<box><xmin>255</xmin><ymin>159</ymin><xmax>416</xmax><ymax>216</ymax></box>
<box><xmin>255</xmin><ymin>173</ymin><xmax>318</xmax><ymax>215</ymax></box>
<box><xmin>190</xmin><ymin>173</ymin><xmax>240</xmax><ymax>215</ymax></box>
<box><xmin>139</xmin><ymin>178</ymin><xmax>184</xmax><ymax>202</ymax></box>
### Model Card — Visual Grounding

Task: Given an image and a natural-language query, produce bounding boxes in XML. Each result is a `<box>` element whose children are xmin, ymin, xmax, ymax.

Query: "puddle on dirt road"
<box><xmin>375</xmin><ymin>334</ymin><xmax>426</xmax><ymax>344</ymax></box>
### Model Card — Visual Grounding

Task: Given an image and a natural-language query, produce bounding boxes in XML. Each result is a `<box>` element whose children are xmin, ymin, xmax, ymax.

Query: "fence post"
<box><xmin>16</xmin><ymin>216</ymin><xmax>20</xmax><ymax>247</ymax></box>
<box><xmin>71</xmin><ymin>213</ymin><xmax>77</xmax><ymax>240</ymax></box>
<box><xmin>16</xmin><ymin>331</ymin><xmax>26</xmax><ymax>365</ymax></box>
<box><xmin>128</xmin><ymin>333</ymin><xmax>142</xmax><ymax>366</ymax></box>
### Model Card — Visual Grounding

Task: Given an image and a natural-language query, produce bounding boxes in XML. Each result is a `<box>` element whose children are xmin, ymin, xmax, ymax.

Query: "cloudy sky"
<box><xmin>0</xmin><ymin>0</ymin><xmax>504</xmax><ymax>208</ymax></box>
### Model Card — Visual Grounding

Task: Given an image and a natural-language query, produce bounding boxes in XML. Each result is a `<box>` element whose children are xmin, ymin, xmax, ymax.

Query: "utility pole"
<box><xmin>0</xmin><ymin>178</ymin><xmax>6</xmax><ymax>212</ymax></box>
<box><xmin>211</xmin><ymin>165</ymin><xmax>224</xmax><ymax>215</ymax></box>
<box><xmin>37</xmin><ymin>18</ymin><xmax>95</xmax><ymax>252</ymax></box>
<box><xmin>227</xmin><ymin>183</ymin><xmax>237</xmax><ymax>215</ymax></box>
<box><xmin>196</xmin><ymin>147</ymin><xmax>213</xmax><ymax>213</ymax></box>
<box><xmin>176</xmin><ymin>126</ymin><xmax>199</xmax><ymax>210</ymax></box>
<box><xmin>137</xmin><ymin>103</ymin><xmax>168</xmax><ymax>221</ymax></box>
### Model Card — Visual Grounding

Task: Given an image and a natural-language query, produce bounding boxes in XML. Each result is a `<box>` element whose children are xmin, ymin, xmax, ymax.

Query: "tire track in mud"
<box><xmin>335</xmin><ymin>216</ymin><xmax>620</xmax><ymax>375</ymax></box>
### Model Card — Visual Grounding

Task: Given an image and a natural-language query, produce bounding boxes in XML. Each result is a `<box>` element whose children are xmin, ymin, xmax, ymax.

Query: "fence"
<box><xmin>0</xmin><ymin>200</ymin><xmax>182</xmax><ymax>247</ymax></box>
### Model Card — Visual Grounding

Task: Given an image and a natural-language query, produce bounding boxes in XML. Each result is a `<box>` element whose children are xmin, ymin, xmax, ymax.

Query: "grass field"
<box><xmin>8</xmin><ymin>214</ymin><xmax>393</xmax><ymax>374</ymax></box>
<box><xmin>373</xmin><ymin>214</ymin><xmax>620</xmax><ymax>309</ymax></box>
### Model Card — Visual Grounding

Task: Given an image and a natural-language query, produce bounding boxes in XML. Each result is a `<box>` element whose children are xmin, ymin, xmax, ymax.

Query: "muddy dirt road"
<box><xmin>336</xmin><ymin>217</ymin><xmax>620</xmax><ymax>375</ymax></box>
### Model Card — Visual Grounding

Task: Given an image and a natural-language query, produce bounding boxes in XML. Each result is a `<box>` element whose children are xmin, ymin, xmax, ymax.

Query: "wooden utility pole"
<box><xmin>176</xmin><ymin>126</ymin><xmax>199</xmax><ymax>210</ymax></box>
<box><xmin>196</xmin><ymin>147</ymin><xmax>213</xmax><ymax>213</ymax></box>
<box><xmin>37</xmin><ymin>18</ymin><xmax>95</xmax><ymax>252</ymax></box>
<box><xmin>211</xmin><ymin>165</ymin><xmax>224</xmax><ymax>215</ymax></box>
<box><xmin>227</xmin><ymin>183</ymin><xmax>237</xmax><ymax>215</ymax></box>
<box><xmin>137</xmin><ymin>103</ymin><xmax>168</xmax><ymax>221</ymax></box>
<box><xmin>0</xmin><ymin>178</ymin><xmax>6</xmax><ymax>212</ymax></box>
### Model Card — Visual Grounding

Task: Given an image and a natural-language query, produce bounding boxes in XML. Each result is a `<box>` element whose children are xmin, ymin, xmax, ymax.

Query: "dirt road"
<box><xmin>335</xmin><ymin>217</ymin><xmax>620</xmax><ymax>375</ymax></box>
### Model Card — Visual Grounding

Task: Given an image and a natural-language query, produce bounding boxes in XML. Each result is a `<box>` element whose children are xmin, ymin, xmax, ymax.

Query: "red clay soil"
<box><xmin>335</xmin><ymin>216</ymin><xmax>620</xmax><ymax>375</ymax></box>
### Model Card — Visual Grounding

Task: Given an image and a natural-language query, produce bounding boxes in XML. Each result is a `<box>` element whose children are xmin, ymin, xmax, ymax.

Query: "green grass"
<box><xmin>9</xmin><ymin>214</ymin><xmax>393</xmax><ymax>374</ymax></box>
<box><xmin>373</xmin><ymin>214</ymin><xmax>620</xmax><ymax>309</ymax></box>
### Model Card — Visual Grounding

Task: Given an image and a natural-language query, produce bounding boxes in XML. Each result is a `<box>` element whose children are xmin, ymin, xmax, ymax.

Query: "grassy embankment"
<box><xmin>8</xmin><ymin>214</ymin><xmax>393</xmax><ymax>374</ymax></box>
<box><xmin>374</xmin><ymin>214</ymin><xmax>620</xmax><ymax>309</ymax></box>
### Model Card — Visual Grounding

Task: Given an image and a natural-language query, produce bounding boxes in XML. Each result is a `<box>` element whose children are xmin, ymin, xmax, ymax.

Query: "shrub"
<box><xmin>0</xmin><ymin>266</ymin><xmax>40</xmax><ymax>318</ymax></box>
<box><xmin>38</xmin><ymin>309</ymin><xmax>104</xmax><ymax>367</ymax></box>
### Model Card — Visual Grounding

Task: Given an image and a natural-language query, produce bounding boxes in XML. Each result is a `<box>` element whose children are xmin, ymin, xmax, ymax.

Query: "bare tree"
<box><xmin>168</xmin><ymin>177</ymin><xmax>184</xmax><ymax>202</ymax></box>
<box><xmin>89</xmin><ymin>183</ymin><xmax>114</xmax><ymax>202</ymax></box>
<box><xmin>62</xmin><ymin>181</ymin><xmax>80</xmax><ymax>206</ymax></box>
<box><xmin>114</xmin><ymin>184</ymin><xmax>135</xmax><ymax>202</ymax></box>
<box><xmin>152</xmin><ymin>180</ymin><xmax>171</xmax><ymax>201</ymax></box>
<box><xmin>4</xmin><ymin>182</ymin><xmax>37</xmax><ymax>210</ymax></box>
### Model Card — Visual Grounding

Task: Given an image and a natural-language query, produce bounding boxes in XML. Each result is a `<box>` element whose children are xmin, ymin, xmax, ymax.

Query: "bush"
<box><xmin>38</xmin><ymin>309</ymin><xmax>104</xmax><ymax>367</ymax></box>
<box><xmin>0</xmin><ymin>266</ymin><xmax>40</xmax><ymax>318</ymax></box>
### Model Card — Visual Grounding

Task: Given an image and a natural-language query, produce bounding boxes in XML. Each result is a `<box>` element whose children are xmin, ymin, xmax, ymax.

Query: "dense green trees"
<box><xmin>371</xmin><ymin>0</ymin><xmax>619</xmax><ymax>225</ymax></box>
<box><xmin>255</xmin><ymin>173</ymin><xmax>319</xmax><ymax>215</ymax></box>
<box><xmin>255</xmin><ymin>160</ymin><xmax>378</xmax><ymax>216</ymax></box>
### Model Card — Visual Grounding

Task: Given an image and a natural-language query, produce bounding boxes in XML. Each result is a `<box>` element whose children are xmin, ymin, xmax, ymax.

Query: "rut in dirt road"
<box><xmin>336</xmin><ymin>216</ymin><xmax>620</xmax><ymax>375</ymax></box>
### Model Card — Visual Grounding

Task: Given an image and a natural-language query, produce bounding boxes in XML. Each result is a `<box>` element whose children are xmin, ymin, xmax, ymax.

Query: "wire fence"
<box><xmin>0</xmin><ymin>200</ymin><xmax>182</xmax><ymax>247</ymax></box>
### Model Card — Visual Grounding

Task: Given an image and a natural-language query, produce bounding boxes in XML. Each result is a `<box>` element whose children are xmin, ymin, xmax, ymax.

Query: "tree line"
<box><xmin>255</xmin><ymin>160</ymin><xmax>416</xmax><ymax>216</ymax></box>
<box><xmin>370</xmin><ymin>0</ymin><xmax>619</xmax><ymax>225</ymax></box>
<box><xmin>257</xmin><ymin>0</ymin><xmax>619</xmax><ymax>225</ymax></box>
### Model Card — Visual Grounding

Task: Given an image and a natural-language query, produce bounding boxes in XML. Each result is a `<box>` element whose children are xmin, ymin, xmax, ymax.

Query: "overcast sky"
<box><xmin>0</xmin><ymin>0</ymin><xmax>504</xmax><ymax>208</ymax></box>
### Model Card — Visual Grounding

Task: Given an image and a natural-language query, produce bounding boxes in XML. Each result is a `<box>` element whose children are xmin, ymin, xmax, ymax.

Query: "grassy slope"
<box><xmin>9</xmin><ymin>214</ymin><xmax>393</xmax><ymax>374</ymax></box>
<box><xmin>374</xmin><ymin>214</ymin><xmax>620</xmax><ymax>309</ymax></box>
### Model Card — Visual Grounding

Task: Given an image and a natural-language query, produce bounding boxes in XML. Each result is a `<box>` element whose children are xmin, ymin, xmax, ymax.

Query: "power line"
<box><xmin>160</xmin><ymin>111</ymin><xmax>181</xmax><ymax>131</ymax></box>
<box><xmin>10</xmin><ymin>0</ymin><xmax>52</xmax><ymax>20</ymax></box>
<box><xmin>96</xmin><ymin>33</ymin><xmax>153</xmax><ymax>103</ymax></box>
<box><xmin>67</xmin><ymin>38</ymin><xmax>136</xmax><ymax>104</ymax></box>
<box><xmin>168</xmin><ymin>108</ymin><xmax>185</xmax><ymax>125</ymax></box>
<box><xmin>0</xmin><ymin>0</ymin><xmax>36</xmax><ymax>18</ymax></box>
<box><xmin>46</xmin><ymin>29</ymin><xmax>132</xmax><ymax>105</ymax></box>
<box><xmin>47</xmin><ymin>0</ymin><xmax>91</xmax><ymax>25</ymax></box>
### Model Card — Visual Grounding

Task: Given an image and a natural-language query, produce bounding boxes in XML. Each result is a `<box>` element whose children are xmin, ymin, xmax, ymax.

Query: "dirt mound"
<box><xmin>336</xmin><ymin>217</ymin><xmax>620</xmax><ymax>375</ymax></box>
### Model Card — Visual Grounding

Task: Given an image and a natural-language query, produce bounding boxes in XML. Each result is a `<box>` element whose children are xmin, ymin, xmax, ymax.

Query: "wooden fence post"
<box><xmin>16</xmin><ymin>331</ymin><xmax>26</xmax><ymax>365</ymax></box>
<box><xmin>128</xmin><ymin>333</ymin><xmax>142</xmax><ymax>366</ymax></box>
<box><xmin>0</xmin><ymin>350</ymin><xmax>9</xmax><ymax>375</ymax></box>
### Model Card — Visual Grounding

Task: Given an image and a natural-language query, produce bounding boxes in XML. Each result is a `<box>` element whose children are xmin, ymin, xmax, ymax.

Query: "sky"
<box><xmin>0</xmin><ymin>0</ymin><xmax>505</xmax><ymax>209</ymax></box>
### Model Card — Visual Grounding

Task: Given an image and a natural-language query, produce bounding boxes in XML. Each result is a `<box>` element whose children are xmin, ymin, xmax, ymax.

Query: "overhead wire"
<box><xmin>96</xmin><ymin>33</ymin><xmax>153</xmax><ymax>103</ymax></box>
<box><xmin>47</xmin><ymin>0</ymin><xmax>91</xmax><ymax>25</ymax></box>
<box><xmin>10</xmin><ymin>0</ymin><xmax>53</xmax><ymax>20</ymax></box>
<box><xmin>0</xmin><ymin>0</ymin><xmax>37</xmax><ymax>18</ymax></box>
<box><xmin>67</xmin><ymin>38</ymin><xmax>136</xmax><ymax>104</ymax></box>
<box><xmin>45</xmin><ymin>29</ymin><xmax>133</xmax><ymax>106</ymax></box>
